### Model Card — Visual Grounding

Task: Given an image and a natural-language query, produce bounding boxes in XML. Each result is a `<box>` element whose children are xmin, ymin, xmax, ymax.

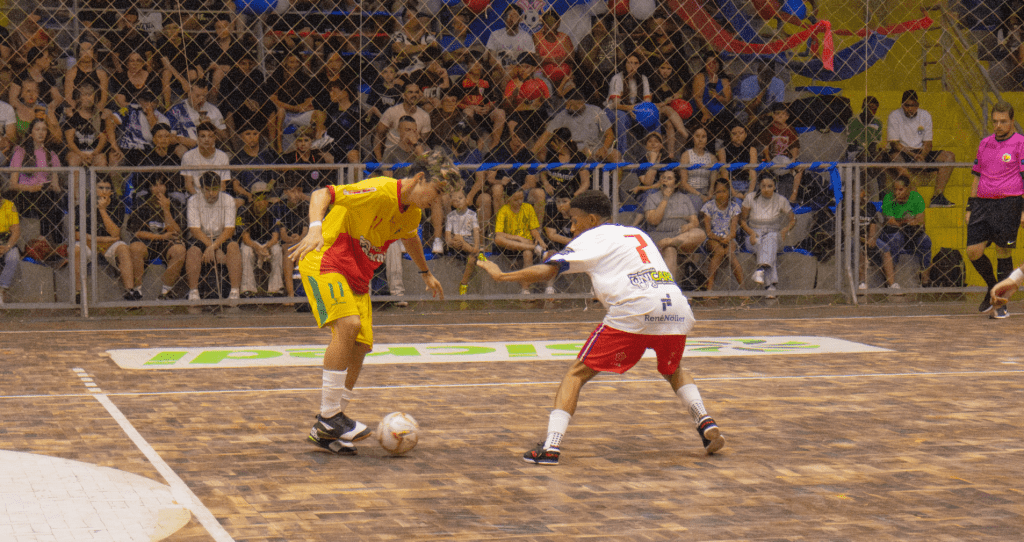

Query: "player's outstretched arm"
<box><xmin>288</xmin><ymin>188</ymin><xmax>331</xmax><ymax>264</ymax></box>
<box><xmin>477</xmin><ymin>259</ymin><xmax>559</xmax><ymax>284</ymax></box>
<box><xmin>991</xmin><ymin>268</ymin><xmax>1024</xmax><ymax>307</ymax></box>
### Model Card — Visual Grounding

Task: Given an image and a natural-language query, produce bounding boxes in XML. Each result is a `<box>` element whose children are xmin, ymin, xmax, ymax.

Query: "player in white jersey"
<box><xmin>477</xmin><ymin>190</ymin><xmax>725</xmax><ymax>465</ymax></box>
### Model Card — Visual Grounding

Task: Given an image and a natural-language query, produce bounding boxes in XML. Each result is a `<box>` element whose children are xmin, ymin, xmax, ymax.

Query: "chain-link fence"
<box><xmin>0</xmin><ymin>0</ymin><xmax>1020</xmax><ymax>315</ymax></box>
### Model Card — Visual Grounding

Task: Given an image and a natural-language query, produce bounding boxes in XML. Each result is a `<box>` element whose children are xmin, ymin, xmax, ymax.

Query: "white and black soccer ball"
<box><xmin>376</xmin><ymin>412</ymin><xmax>419</xmax><ymax>455</ymax></box>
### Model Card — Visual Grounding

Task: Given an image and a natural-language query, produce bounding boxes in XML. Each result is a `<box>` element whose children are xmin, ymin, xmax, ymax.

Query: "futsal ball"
<box><xmin>376</xmin><ymin>412</ymin><xmax>419</xmax><ymax>455</ymax></box>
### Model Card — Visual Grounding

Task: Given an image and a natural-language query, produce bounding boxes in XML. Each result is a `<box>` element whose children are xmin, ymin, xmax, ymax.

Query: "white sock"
<box><xmin>677</xmin><ymin>384</ymin><xmax>708</xmax><ymax>424</ymax></box>
<box><xmin>544</xmin><ymin>409</ymin><xmax>571</xmax><ymax>450</ymax></box>
<box><xmin>320</xmin><ymin>369</ymin><xmax>350</xmax><ymax>418</ymax></box>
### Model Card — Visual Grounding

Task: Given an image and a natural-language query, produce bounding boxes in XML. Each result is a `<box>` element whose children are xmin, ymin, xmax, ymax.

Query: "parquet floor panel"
<box><xmin>1</xmin><ymin>305</ymin><xmax>1022</xmax><ymax>540</ymax></box>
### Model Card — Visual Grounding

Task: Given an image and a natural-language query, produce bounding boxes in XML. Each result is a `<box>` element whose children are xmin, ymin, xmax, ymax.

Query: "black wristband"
<box><xmin>419</xmin><ymin>270</ymin><xmax>429</xmax><ymax>274</ymax></box>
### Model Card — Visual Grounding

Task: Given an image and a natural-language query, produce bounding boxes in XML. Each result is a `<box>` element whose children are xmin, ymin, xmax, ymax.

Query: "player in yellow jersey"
<box><xmin>288</xmin><ymin>151</ymin><xmax>461</xmax><ymax>454</ymax></box>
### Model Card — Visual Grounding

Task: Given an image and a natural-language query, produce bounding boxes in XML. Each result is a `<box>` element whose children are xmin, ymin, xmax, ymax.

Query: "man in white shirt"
<box><xmin>887</xmin><ymin>89</ymin><xmax>956</xmax><ymax>207</ymax></box>
<box><xmin>532</xmin><ymin>90</ymin><xmax>619</xmax><ymax>161</ymax></box>
<box><xmin>375</xmin><ymin>83</ymin><xmax>431</xmax><ymax>161</ymax></box>
<box><xmin>181</xmin><ymin>122</ymin><xmax>231</xmax><ymax>196</ymax></box>
<box><xmin>485</xmin><ymin>5</ymin><xmax>536</xmax><ymax>70</ymax></box>
<box><xmin>166</xmin><ymin>78</ymin><xmax>229</xmax><ymax>157</ymax></box>
<box><xmin>185</xmin><ymin>171</ymin><xmax>241</xmax><ymax>303</ymax></box>
<box><xmin>477</xmin><ymin>190</ymin><xmax>725</xmax><ymax>465</ymax></box>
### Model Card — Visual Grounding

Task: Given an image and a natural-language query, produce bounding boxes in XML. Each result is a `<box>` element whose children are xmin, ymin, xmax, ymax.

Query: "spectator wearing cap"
<box><xmin>110</xmin><ymin>50</ymin><xmax>162</xmax><ymax>109</ymax></box>
<box><xmin>238</xmin><ymin>180</ymin><xmax>285</xmax><ymax>298</ymax></box>
<box><xmin>219</xmin><ymin>50</ymin><xmax>274</xmax><ymax>143</ymax></box>
<box><xmin>887</xmin><ymin>89</ymin><xmax>957</xmax><ymax>207</ymax></box>
<box><xmin>486</xmin><ymin>5</ymin><xmax>537</xmax><ymax>71</ymax></box>
<box><xmin>533</xmin><ymin>90</ymin><xmax>618</xmax><ymax>162</ymax></box>
<box><xmin>166</xmin><ymin>77</ymin><xmax>228</xmax><ymax>157</ymax></box>
<box><xmin>106</xmin><ymin>90</ymin><xmax>169</xmax><ymax>167</ymax></box>
<box><xmin>375</xmin><ymin>82</ymin><xmax>431</xmax><ymax>162</ymax></box>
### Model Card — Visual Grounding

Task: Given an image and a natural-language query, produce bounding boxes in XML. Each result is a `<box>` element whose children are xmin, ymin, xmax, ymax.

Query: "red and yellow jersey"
<box><xmin>299</xmin><ymin>177</ymin><xmax>421</xmax><ymax>294</ymax></box>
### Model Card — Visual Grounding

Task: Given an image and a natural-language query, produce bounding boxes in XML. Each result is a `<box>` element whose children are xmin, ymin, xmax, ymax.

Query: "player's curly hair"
<box><xmin>571</xmin><ymin>190</ymin><xmax>612</xmax><ymax>219</ymax></box>
<box><xmin>408</xmin><ymin>150</ymin><xmax>463</xmax><ymax>194</ymax></box>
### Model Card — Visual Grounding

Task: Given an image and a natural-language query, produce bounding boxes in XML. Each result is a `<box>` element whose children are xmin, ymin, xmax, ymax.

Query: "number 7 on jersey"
<box><xmin>625</xmin><ymin>234</ymin><xmax>651</xmax><ymax>264</ymax></box>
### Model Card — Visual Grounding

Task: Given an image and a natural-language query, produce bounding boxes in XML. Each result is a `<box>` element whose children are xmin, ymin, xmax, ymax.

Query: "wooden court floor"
<box><xmin>1</xmin><ymin>303</ymin><xmax>1023</xmax><ymax>541</ymax></box>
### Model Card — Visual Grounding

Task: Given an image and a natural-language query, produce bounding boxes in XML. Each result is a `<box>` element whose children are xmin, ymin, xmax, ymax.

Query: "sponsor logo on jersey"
<box><xmin>342</xmin><ymin>187</ymin><xmax>378</xmax><ymax>196</ymax></box>
<box><xmin>359</xmin><ymin>236</ymin><xmax>387</xmax><ymax>263</ymax></box>
<box><xmin>627</xmin><ymin>268</ymin><xmax>675</xmax><ymax>290</ymax></box>
<box><xmin>1002</xmin><ymin>153</ymin><xmax>1013</xmax><ymax>163</ymax></box>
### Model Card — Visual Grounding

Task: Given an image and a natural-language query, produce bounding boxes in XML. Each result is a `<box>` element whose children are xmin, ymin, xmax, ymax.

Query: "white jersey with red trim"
<box><xmin>547</xmin><ymin>223</ymin><xmax>694</xmax><ymax>335</ymax></box>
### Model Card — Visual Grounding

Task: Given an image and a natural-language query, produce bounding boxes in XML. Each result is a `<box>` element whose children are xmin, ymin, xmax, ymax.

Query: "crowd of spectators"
<box><xmin>0</xmin><ymin>2</ymin><xmax>963</xmax><ymax>305</ymax></box>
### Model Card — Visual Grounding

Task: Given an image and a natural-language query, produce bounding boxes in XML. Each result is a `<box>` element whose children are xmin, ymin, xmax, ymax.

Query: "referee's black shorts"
<box><xmin>966</xmin><ymin>196</ymin><xmax>1024</xmax><ymax>247</ymax></box>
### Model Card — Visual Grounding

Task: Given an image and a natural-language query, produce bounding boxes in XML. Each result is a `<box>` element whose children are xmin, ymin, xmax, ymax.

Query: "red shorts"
<box><xmin>577</xmin><ymin>324</ymin><xmax>687</xmax><ymax>375</ymax></box>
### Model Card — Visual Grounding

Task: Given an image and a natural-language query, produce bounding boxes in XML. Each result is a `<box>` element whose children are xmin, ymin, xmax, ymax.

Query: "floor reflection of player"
<box><xmin>477</xmin><ymin>190</ymin><xmax>725</xmax><ymax>465</ymax></box>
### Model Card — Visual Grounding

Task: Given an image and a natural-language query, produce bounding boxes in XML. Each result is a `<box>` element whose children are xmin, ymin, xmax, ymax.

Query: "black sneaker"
<box><xmin>979</xmin><ymin>291</ymin><xmax>993</xmax><ymax>313</ymax></box>
<box><xmin>991</xmin><ymin>305</ymin><xmax>1009</xmax><ymax>319</ymax></box>
<box><xmin>929</xmin><ymin>193</ymin><xmax>955</xmax><ymax>208</ymax></box>
<box><xmin>157</xmin><ymin>291</ymin><xmax>177</xmax><ymax>301</ymax></box>
<box><xmin>697</xmin><ymin>416</ymin><xmax>725</xmax><ymax>454</ymax></box>
<box><xmin>522</xmin><ymin>442</ymin><xmax>560</xmax><ymax>465</ymax></box>
<box><xmin>308</xmin><ymin>412</ymin><xmax>372</xmax><ymax>454</ymax></box>
<box><xmin>123</xmin><ymin>289</ymin><xmax>143</xmax><ymax>301</ymax></box>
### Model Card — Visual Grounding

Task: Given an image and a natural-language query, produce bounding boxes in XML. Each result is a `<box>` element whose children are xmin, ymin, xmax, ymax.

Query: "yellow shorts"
<box><xmin>300</xmin><ymin>271</ymin><xmax>374</xmax><ymax>346</ymax></box>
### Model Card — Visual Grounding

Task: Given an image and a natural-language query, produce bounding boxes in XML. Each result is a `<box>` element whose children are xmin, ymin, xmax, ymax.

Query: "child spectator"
<box><xmin>679</xmin><ymin>126</ymin><xmax>717</xmax><ymax>203</ymax></box>
<box><xmin>0</xmin><ymin>191</ymin><xmax>21</xmax><ymax>306</ymax></box>
<box><xmin>444</xmin><ymin>190</ymin><xmax>482</xmax><ymax>297</ymax></box>
<box><xmin>125</xmin><ymin>176</ymin><xmax>187</xmax><ymax>300</ymax></box>
<box><xmin>494</xmin><ymin>184</ymin><xmax>547</xmax><ymax>294</ymax></box>
<box><xmin>483</xmin><ymin>120</ymin><xmax>539</xmax><ymax>227</ymax></box>
<box><xmin>701</xmin><ymin>178</ymin><xmax>744</xmax><ymax>291</ymax></box>
<box><xmin>540</xmin><ymin>191</ymin><xmax>573</xmax><ymax>294</ymax></box>
<box><xmin>876</xmin><ymin>176</ymin><xmax>933</xmax><ymax>289</ymax></box>
<box><xmin>238</xmin><ymin>181</ymin><xmax>284</xmax><ymax>298</ymax></box>
<box><xmin>762</xmin><ymin>102</ymin><xmax>804</xmax><ymax>203</ymax></box>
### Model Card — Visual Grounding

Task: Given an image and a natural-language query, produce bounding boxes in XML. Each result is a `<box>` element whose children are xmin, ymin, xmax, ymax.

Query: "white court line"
<box><xmin>0</xmin><ymin>312</ymin><xmax>981</xmax><ymax>335</ymax></box>
<box><xmin>4</xmin><ymin>368</ymin><xmax>1022</xmax><ymax>401</ymax></box>
<box><xmin>74</xmin><ymin>372</ymin><xmax>236</xmax><ymax>542</ymax></box>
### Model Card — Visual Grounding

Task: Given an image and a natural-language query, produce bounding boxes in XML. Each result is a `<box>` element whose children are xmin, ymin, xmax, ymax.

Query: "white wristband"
<box><xmin>1010</xmin><ymin>268</ymin><xmax>1024</xmax><ymax>287</ymax></box>
<box><xmin>308</xmin><ymin>221</ymin><xmax>322</xmax><ymax>228</ymax></box>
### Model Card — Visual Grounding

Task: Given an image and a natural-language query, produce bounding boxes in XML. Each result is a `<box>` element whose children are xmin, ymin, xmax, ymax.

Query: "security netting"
<box><xmin>0</xmin><ymin>0</ymin><xmax>1020</xmax><ymax>314</ymax></box>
